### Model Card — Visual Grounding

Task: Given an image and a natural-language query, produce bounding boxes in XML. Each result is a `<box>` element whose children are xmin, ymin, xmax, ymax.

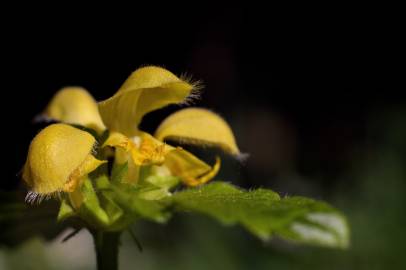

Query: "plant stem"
<box><xmin>93</xmin><ymin>230</ymin><xmax>121</xmax><ymax>270</ymax></box>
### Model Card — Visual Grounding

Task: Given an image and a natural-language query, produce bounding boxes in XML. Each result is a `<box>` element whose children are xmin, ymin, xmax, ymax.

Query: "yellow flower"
<box><xmin>155</xmin><ymin>107</ymin><xmax>240</xmax><ymax>155</ymax></box>
<box><xmin>23</xmin><ymin>124</ymin><xmax>106</xmax><ymax>203</ymax></box>
<box><xmin>98</xmin><ymin>66</ymin><xmax>199</xmax><ymax>137</ymax></box>
<box><xmin>43</xmin><ymin>87</ymin><xmax>106</xmax><ymax>133</ymax></box>
<box><xmin>24</xmin><ymin>66</ymin><xmax>240</xmax><ymax>202</ymax></box>
<box><xmin>98</xmin><ymin>66</ymin><xmax>240</xmax><ymax>186</ymax></box>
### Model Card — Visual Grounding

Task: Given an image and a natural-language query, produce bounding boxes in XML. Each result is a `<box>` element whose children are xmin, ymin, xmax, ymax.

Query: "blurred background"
<box><xmin>1</xmin><ymin>5</ymin><xmax>404</xmax><ymax>269</ymax></box>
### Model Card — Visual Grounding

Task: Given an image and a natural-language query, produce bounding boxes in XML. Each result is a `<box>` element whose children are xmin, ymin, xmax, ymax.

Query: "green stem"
<box><xmin>93</xmin><ymin>230</ymin><xmax>121</xmax><ymax>270</ymax></box>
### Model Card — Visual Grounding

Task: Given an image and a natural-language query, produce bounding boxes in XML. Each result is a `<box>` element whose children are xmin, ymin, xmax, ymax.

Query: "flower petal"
<box><xmin>103</xmin><ymin>131</ymin><xmax>172</xmax><ymax>183</ymax></box>
<box><xmin>132</xmin><ymin>133</ymin><xmax>173</xmax><ymax>165</ymax></box>
<box><xmin>103</xmin><ymin>132</ymin><xmax>132</xmax><ymax>152</ymax></box>
<box><xmin>164</xmin><ymin>150</ymin><xmax>221</xmax><ymax>187</ymax></box>
<box><xmin>98</xmin><ymin>66</ymin><xmax>197</xmax><ymax>137</ymax></box>
<box><xmin>22</xmin><ymin>124</ymin><xmax>105</xmax><ymax>196</ymax></box>
<box><xmin>102</xmin><ymin>131</ymin><xmax>219</xmax><ymax>186</ymax></box>
<box><xmin>44</xmin><ymin>87</ymin><xmax>106</xmax><ymax>133</ymax></box>
<box><xmin>63</xmin><ymin>154</ymin><xmax>106</xmax><ymax>192</ymax></box>
<box><xmin>103</xmin><ymin>132</ymin><xmax>140</xmax><ymax>183</ymax></box>
<box><xmin>155</xmin><ymin>108</ymin><xmax>240</xmax><ymax>155</ymax></box>
<box><xmin>103</xmin><ymin>131</ymin><xmax>173</xmax><ymax>166</ymax></box>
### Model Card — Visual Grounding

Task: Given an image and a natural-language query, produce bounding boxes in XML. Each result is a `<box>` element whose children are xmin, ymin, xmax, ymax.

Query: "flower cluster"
<box><xmin>22</xmin><ymin>66</ymin><xmax>240</xmax><ymax>230</ymax></box>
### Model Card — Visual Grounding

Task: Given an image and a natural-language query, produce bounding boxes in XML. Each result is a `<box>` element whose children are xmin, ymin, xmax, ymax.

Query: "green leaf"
<box><xmin>111</xmin><ymin>162</ymin><xmax>129</xmax><ymax>183</ymax></box>
<box><xmin>106</xmin><ymin>183</ymin><xmax>170</xmax><ymax>223</ymax></box>
<box><xmin>75</xmin><ymin>173</ymin><xmax>170</xmax><ymax>230</ymax></box>
<box><xmin>78</xmin><ymin>177</ymin><xmax>110</xmax><ymax>228</ymax></box>
<box><xmin>135</xmin><ymin>165</ymin><xmax>180</xmax><ymax>200</ymax></box>
<box><xmin>136</xmin><ymin>185</ymin><xmax>171</xmax><ymax>201</ymax></box>
<box><xmin>57</xmin><ymin>199</ymin><xmax>75</xmax><ymax>222</ymax></box>
<box><xmin>99</xmin><ymin>192</ymin><xmax>124</xmax><ymax>226</ymax></box>
<box><xmin>166</xmin><ymin>182</ymin><xmax>349</xmax><ymax>248</ymax></box>
<box><xmin>137</xmin><ymin>175</ymin><xmax>180</xmax><ymax>200</ymax></box>
<box><xmin>144</xmin><ymin>175</ymin><xmax>180</xmax><ymax>190</ymax></box>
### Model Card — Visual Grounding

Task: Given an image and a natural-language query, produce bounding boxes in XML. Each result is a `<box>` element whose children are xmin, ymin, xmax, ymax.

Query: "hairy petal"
<box><xmin>44</xmin><ymin>87</ymin><xmax>106</xmax><ymax>133</ymax></box>
<box><xmin>22</xmin><ymin>124</ymin><xmax>105</xmax><ymax>196</ymax></box>
<box><xmin>155</xmin><ymin>108</ymin><xmax>240</xmax><ymax>155</ymax></box>
<box><xmin>98</xmin><ymin>66</ymin><xmax>197</xmax><ymax>137</ymax></box>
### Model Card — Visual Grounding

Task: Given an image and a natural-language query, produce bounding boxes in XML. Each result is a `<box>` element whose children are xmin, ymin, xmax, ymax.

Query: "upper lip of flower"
<box><xmin>22</xmin><ymin>123</ymin><xmax>106</xmax><ymax>202</ymax></box>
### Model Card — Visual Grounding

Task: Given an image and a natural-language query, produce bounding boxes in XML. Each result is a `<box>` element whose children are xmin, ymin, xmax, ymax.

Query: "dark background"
<box><xmin>1</xmin><ymin>6</ymin><xmax>404</xmax><ymax>269</ymax></box>
<box><xmin>3</xmin><ymin>7</ymin><xmax>400</xmax><ymax>189</ymax></box>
